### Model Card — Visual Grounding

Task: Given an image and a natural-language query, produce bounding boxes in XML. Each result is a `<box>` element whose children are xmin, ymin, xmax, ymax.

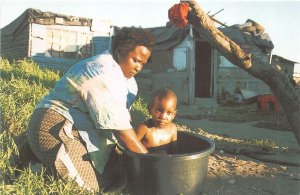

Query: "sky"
<box><xmin>1</xmin><ymin>0</ymin><xmax>300</xmax><ymax>64</ymax></box>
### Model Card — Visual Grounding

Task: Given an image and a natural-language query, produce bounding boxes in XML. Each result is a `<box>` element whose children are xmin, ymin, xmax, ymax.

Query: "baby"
<box><xmin>135</xmin><ymin>88</ymin><xmax>177</xmax><ymax>149</ymax></box>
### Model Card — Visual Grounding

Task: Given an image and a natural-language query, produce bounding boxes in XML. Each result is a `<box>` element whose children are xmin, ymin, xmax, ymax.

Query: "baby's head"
<box><xmin>148</xmin><ymin>88</ymin><xmax>177</xmax><ymax>128</ymax></box>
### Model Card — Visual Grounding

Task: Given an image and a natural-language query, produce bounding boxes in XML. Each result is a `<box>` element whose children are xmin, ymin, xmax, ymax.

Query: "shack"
<box><xmin>0</xmin><ymin>8</ymin><xmax>112</xmax><ymax>71</ymax></box>
<box><xmin>131</xmin><ymin>23</ymin><xmax>297</xmax><ymax>108</ymax></box>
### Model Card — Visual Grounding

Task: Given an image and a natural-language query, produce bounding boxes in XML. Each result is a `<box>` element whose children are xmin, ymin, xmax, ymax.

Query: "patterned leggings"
<box><xmin>27</xmin><ymin>108</ymin><xmax>103</xmax><ymax>191</ymax></box>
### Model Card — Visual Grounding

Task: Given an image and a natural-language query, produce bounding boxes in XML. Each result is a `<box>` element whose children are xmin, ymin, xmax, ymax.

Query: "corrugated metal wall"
<box><xmin>1</xmin><ymin>25</ymin><xmax>30</xmax><ymax>59</ymax></box>
<box><xmin>92</xmin><ymin>36</ymin><xmax>111</xmax><ymax>56</ymax></box>
<box><xmin>217</xmin><ymin>65</ymin><xmax>272</xmax><ymax>96</ymax></box>
<box><xmin>135</xmin><ymin>35</ymin><xmax>194</xmax><ymax>104</ymax></box>
<box><xmin>216</xmin><ymin>54</ymin><xmax>297</xmax><ymax>97</ymax></box>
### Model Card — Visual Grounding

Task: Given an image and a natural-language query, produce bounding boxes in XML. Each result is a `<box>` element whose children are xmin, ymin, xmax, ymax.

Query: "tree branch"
<box><xmin>181</xmin><ymin>0</ymin><xmax>300</xmax><ymax>145</ymax></box>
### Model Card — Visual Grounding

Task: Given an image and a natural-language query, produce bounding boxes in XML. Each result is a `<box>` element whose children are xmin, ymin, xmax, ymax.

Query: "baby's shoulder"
<box><xmin>170</xmin><ymin>123</ymin><xmax>177</xmax><ymax>132</ymax></box>
<box><xmin>140</xmin><ymin>119</ymin><xmax>154</xmax><ymax>128</ymax></box>
<box><xmin>136</xmin><ymin>120</ymin><xmax>151</xmax><ymax>130</ymax></box>
<box><xmin>169</xmin><ymin>122</ymin><xmax>176</xmax><ymax>129</ymax></box>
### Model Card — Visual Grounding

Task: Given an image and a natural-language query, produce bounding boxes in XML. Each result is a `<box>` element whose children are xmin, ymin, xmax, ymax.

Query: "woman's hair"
<box><xmin>112</xmin><ymin>26</ymin><xmax>156</xmax><ymax>60</ymax></box>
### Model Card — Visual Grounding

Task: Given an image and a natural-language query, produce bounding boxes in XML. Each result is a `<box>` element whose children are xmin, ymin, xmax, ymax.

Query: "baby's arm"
<box><xmin>171</xmin><ymin>123</ymin><xmax>177</xmax><ymax>142</ymax></box>
<box><xmin>135</xmin><ymin>123</ymin><xmax>148</xmax><ymax>141</ymax></box>
<box><xmin>168</xmin><ymin>123</ymin><xmax>178</xmax><ymax>154</ymax></box>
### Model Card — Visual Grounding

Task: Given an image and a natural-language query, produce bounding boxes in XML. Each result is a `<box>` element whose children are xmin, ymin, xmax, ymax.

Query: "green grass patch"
<box><xmin>0</xmin><ymin>59</ymin><xmax>94</xmax><ymax>194</ymax></box>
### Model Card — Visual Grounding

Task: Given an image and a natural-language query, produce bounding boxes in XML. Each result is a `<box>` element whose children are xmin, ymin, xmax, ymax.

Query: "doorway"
<box><xmin>195</xmin><ymin>41</ymin><xmax>212</xmax><ymax>98</ymax></box>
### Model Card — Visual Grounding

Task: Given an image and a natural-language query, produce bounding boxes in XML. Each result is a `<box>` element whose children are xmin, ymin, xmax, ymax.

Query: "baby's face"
<box><xmin>149</xmin><ymin>96</ymin><xmax>177</xmax><ymax>128</ymax></box>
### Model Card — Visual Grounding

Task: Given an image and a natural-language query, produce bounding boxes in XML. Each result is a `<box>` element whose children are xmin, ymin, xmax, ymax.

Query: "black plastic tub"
<box><xmin>117</xmin><ymin>131</ymin><xmax>215</xmax><ymax>195</ymax></box>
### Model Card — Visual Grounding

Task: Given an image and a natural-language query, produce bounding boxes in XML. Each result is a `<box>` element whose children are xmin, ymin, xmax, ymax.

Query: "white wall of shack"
<box><xmin>30</xmin><ymin>24</ymin><xmax>93</xmax><ymax>57</ymax></box>
<box><xmin>29</xmin><ymin>23</ymin><xmax>111</xmax><ymax>71</ymax></box>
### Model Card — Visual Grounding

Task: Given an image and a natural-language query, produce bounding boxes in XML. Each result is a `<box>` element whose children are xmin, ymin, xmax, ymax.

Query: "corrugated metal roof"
<box><xmin>1</xmin><ymin>8</ymin><xmax>92</xmax><ymax>36</ymax></box>
<box><xmin>273</xmin><ymin>55</ymin><xmax>298</xmax><ymax>64</ymax></box>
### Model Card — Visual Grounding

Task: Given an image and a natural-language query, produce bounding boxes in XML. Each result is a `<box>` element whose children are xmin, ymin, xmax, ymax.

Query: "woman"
<box><xmin>27</xmin><ymin>27</ymin><xmax>155</xmax><ymax>191</ymax></box>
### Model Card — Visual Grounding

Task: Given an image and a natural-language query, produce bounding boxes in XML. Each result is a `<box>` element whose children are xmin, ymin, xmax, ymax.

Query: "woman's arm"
<box><xmin>113</xmin><ymin>128</ymin><xmax>148</xmax><ymax>153</ymax></box>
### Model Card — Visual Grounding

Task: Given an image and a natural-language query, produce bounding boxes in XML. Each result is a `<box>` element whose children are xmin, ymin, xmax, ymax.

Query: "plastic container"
<box><xmin>117</xmin><ymin>131</ymin><xmax>215</xmax><ymax>195</ymax></box>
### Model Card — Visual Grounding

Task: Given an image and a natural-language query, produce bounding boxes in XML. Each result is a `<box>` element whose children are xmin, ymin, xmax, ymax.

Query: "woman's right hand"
<box><xmin>112</xmin><ymin>129</ymin><xmax>148</xmax><ymax>153</ymax></box>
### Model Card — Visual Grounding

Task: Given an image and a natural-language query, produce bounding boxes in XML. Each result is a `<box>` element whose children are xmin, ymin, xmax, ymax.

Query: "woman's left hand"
<box><xmin>112</xmin><ymin>129</ymin><xmax>148</xmax><ymax>153</ymax></box>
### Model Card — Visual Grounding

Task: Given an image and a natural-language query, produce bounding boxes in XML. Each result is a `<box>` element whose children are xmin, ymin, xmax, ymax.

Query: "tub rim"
<box><xmin>117</xmin><ymin>131</ymin><xmax>215</xmax><ymax>161</ymax></box>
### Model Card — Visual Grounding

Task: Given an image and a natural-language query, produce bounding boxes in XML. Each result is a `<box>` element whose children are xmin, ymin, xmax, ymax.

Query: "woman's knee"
<box><xmin>27</xmin><ymin>108</ymin><xmax>65</xmax><ymax>166</ymax></box>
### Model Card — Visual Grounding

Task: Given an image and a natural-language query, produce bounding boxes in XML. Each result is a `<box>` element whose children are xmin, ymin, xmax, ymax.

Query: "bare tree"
<box><xmin>181</xmin><ymin>0</ymin><xmax>300</xmax><ymax>145</ymax></box>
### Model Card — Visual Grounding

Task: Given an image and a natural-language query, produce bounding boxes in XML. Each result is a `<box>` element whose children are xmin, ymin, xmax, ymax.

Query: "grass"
<box><xmin>0</xmin><ymin>59</ymin><xmax>60</xmax><ymax>136</ymax></box>
<box><xmin>130</xmin><ymin>97</ymin><xmax>150</xmax><ymax>127</ymax></box>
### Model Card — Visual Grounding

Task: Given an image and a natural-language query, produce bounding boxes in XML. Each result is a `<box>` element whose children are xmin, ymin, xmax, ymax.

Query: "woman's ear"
<box><xmin>113</xmin><ymin>48</ymin><xmax>120</xmax><ymax>62</ymax></box>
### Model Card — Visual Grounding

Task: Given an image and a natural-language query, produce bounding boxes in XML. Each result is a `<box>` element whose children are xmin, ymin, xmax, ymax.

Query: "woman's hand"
<box><xmin>113</xmin><ymin>129</ymin><xmax>148</xmax><ymax>153</ymax></box>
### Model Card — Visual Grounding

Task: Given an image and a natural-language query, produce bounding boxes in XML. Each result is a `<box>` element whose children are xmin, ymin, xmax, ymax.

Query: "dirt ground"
<box><xmin>175</xmin><ymin>102</ymin><xmax>300</xmax><ymax>195</ymax></box>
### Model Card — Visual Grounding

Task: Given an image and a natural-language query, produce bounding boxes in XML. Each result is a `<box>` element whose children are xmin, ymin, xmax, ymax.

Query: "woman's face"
<box><xmin>118</xmin><ymin>45</ymin><xmax>151</xmax><ymax>78</ymax></box>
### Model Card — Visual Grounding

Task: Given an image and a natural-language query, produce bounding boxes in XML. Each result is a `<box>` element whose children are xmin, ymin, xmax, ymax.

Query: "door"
<box><xmin>195</xmin><ymin>41</ymin><xmax>212</xmax><ymax>98</ymax></box>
